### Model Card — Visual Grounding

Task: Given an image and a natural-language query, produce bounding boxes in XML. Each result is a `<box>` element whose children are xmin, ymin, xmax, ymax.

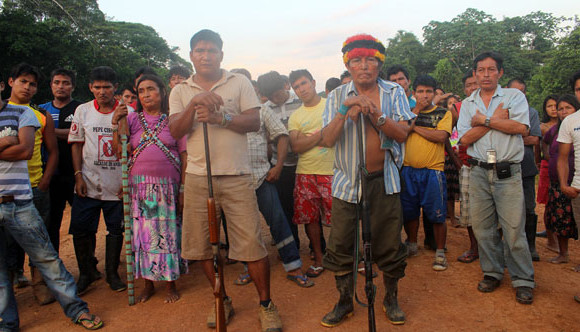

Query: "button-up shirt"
<box><xmin>322</xmin><ymin>79</ymin><xmax>415</xmax><ymax>203</ymax></box>
<box><xmin>457</xmin><ymin>85</ymin><xmax>529</xmax><ymax>163</ymax></box>
<box><xmin>247</xmin><ymin>105</ymin><xmax>288</xmax><ymax>189</ymax></box>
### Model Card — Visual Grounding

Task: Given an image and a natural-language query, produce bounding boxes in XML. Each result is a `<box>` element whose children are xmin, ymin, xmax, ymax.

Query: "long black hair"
<box><xmin>135</xmin><ymin>74</ymin><xmax>169</xmax><ymax>115</ymax></box>
<box><xmin>541</xmin><ymin>94</ymin><xmax>559</xmax><ymax>123</ymax></box>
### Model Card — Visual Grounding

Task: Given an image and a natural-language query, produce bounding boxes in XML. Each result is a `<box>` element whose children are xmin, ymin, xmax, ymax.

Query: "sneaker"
<box><xmin>207</xmin><ymin>296</ymin><xmax>235</xmax><ymax>328</ymax></box>
<box><xmin>406</xmin><ymin>242</ymin><xmax>418</xmax><ymax>257</ymax></box>
<box><xmin>258</xmin><ymin>301</ymin><xmax>282</xmax><ymax>332</ymax></box>
<box><xmin>432</xmin><ymin>255</ymin><xmax>448</xmax><ymax>271</ymax></box>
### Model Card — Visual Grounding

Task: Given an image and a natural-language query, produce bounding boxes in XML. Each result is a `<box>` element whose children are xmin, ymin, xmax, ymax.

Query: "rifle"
<box><xmin>356</xmin><ymin>112</ymin><xmax>376</xmax><ymax>332</ymax></box>
<box><xmin>203</xmin><ymin>121</ymin><xmax>227</xmax><ymax>332</ymax></box>
<box><xmin>118</xmin><ymin>115</ymin><xmax>135</xmax><ymax>306</ymax></box>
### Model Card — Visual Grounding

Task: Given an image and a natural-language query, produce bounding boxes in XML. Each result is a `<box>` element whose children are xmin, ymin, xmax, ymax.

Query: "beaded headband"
<box><xmin>341</xmin><ymin>34</ymin><xmax>386</xmax><ymax>64</ymax></box>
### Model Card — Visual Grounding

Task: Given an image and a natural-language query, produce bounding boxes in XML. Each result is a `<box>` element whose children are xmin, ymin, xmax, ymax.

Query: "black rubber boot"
<box><xmin>321</xmin><ymin>273</ymin><xmax>354</xmax><ymax>327</ymax></box>
<box><xmin>73</xmin><ymin>234</ymin><xmax>100</xmax><ymax>295</ymax></box>
<box><xmin>383</xmin><ymin>276</ymin><xmax>405</xmax><ymax>325</ymax></box>
<box><xmin>88</xmin><ymin>234</ymin><xmax>102</xmax><ymax>280</ymax></box>
<box><xmin>105</xmin><ymin>234</ymin><xmax>126</xmax><ymax>292</ymax></box>
<box><xmin>525</xmin><ymin>214</ymin><xmax>540</xmax><ymax>261</ymax></box>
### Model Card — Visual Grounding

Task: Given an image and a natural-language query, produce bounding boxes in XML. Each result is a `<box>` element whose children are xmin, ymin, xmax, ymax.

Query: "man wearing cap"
<box><xmin>320</xmin><ymin>34</ymin><xmax>414</xmax><ymax>327</ymax></box>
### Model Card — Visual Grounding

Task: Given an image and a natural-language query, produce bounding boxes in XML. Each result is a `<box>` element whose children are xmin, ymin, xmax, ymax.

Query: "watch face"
<box><xmin>377</xmin><ymin>115</ymin><xmax>386</xmax><ymax>126</ymax></box>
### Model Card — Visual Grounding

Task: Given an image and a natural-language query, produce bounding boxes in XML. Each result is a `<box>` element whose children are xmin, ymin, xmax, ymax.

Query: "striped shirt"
<box><xmin>247</xmin><ymin>105</ymin><xmax>288</xmax><ymax>189</ymax></box>
<box><xmin>322</xmin><ymin>79</ymin><xmax>414</xmax><ymax>203</ymax></box>
<box><xmin>265</xmin><ymin>91</ymin><xmax>302</xmax><ymax>166</ymax></box>
<box><xmin>0</xmin><ymin>103</ymin><xmax>41</xmax><ymax>200</ymax></box>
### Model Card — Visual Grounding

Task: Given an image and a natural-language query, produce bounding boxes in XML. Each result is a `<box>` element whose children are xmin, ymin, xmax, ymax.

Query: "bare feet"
<box><xmin>545</xmin><ymin>243</ymin><xmax>559</xmax><ymax>253</ymax></box>
<box><xmin>549</xmin><ymin>255</ymin><xmax>569</xmax><ymax>264</ymax></box>
<box><xmin>138</xmin><ymin>280</ymin><xmax>155</xmax><ymax>303</ymax></box>
<box><xmin>164</xmin><ymin>281</ymin><xmax>180</xmax><ymax>303</ymax></box>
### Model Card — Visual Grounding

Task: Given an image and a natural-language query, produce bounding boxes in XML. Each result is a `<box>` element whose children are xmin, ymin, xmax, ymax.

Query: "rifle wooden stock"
<box><xmin>204</xmin><ymin>123</ymin><xmax>227</xmax><ymax>331</ymax></box>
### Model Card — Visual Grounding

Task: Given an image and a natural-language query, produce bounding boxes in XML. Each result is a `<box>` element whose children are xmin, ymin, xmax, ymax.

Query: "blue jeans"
<box><xmin>469</xmin><ymin>164</ymin><xmax>535</xmax><ymax>288</ymax></box>
<box><xmin>256</xmin><ymin>181</ymin><xmax>302</xmax><ymax>272</ymax></box>
<box><xmin>0</xmin><ymin>200</ymin><xmax>88</xmax><ymax>331</ymax></box>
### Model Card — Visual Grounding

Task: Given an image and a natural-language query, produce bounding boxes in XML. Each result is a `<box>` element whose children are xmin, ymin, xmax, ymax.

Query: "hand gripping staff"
<box><xmin>203</xmin><ymin>120</ymin><xmax>227</xmax><ymax>332</ymax></box>
<box><xmin>118</xmin><ymin>116</ymin><xmax>135</xmax><ymax>306</ymax></box>
<box><xmin>355</xmin><ymin>112</ymin><xmax>376</xmax><ymax>332</ymax></box>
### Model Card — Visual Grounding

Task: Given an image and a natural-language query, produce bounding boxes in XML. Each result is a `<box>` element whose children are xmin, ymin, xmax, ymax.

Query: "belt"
<box><xmin>467</xmin><ymin>158</ymin><xmax>516</xmax><ymax>170</ymax></box>
<box><xmin>0</xmin><ymin>195</ymin><xmax>15</xmax><ymax>204</ymax></box>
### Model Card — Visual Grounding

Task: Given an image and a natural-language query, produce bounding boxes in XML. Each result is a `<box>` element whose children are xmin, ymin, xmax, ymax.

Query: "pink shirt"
<box><xmin>127</xmin><ymin>111</ymin><xmax>186</xmax><ymax>182</ymax></box>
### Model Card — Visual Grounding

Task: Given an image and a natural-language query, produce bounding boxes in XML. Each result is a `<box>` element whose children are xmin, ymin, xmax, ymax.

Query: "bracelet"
<box><xmin>111</xmin><ymin>123</ymin><xmax>119</xmax><ymax>130</ymax></box>
<box><xmin>179</xmin><ymin>184</ymin><xmax>185</xmax><ymax>193</ymax></box>
<box><xmin>74</xmin><ymin>170</ymin><xmax>82</xmax><ymax>176</ymax></box>
<box><xmin>338</xmin><ymin>104</ymin><xmax>348</xmax><ymax>116</ymax></box>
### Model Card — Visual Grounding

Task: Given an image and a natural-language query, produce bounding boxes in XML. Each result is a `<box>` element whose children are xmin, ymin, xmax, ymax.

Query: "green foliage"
<box><xmin>528</xmin><ymin>27</ymin><xmax>580</xmax><ymax>111</ymax></box>
<box><xmin>431</xmin><ymin>59</ymin><xmax>463</xmax><ymax>98</ymax></box>
<box><xmin>0</xmin><ymin>1</ymin><xmax>190</xmax><ymax>103</ymax></box>
<box><xmin>382</xmin><ymin>8</ymin><xmax>574</xmax><ymax>110</ymax></box>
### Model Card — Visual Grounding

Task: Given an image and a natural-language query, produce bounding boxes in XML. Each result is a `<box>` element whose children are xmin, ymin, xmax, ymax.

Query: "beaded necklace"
<box><xmin>127</xmin><ymin>111</ymin><xmax>181</xmax><ymax>173</ymax></box>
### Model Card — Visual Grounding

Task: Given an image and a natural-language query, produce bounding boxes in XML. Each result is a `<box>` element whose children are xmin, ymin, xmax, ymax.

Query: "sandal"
<box><xmin>75</xmin><ymin>313</ymin><xmax>104</xmax><ymax>330</ymax></box>
<box><xmin>305</xmin><ymin>265</ymin><xmax>324</xmax><ymax>278</ymax></box>
<box><xmin>233</xmin><ymin>273</ymin><xmax>252</xmax><ymax>286</ymax></box>
<box><xmin>286</xmin><ymin>274</ymin><xmax>314</xmax><ymax>288</ymax></box>
<box><xmin>457</xmin><ymin>250</ymin><xmax>479</xmax><ymax>263</ymax></box>
<box><xmin>549</xmin><ymin>255</ymin><xmax>569</xmax><ymax>264</ymax></box>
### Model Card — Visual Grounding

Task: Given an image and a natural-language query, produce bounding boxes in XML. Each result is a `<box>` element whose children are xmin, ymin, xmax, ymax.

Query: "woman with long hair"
<box><xmin>537</xmin><ymin>95</ymin><xmax>559</xmax><ymax>251</ymax></box>
<box><xmin>112</xmin><ymin>74</ymin><xmax>187</xmax><ymax>303</ymax></box>
<box><xmin>543</xmin><ymin>94</ymin><xmax>580</xmax><ymax>264</ymax></box>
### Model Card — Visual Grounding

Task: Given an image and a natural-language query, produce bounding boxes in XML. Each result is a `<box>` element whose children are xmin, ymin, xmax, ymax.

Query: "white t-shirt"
<box><xmin>556</xmin><ymin>110</ymin><xmax>580</xmax><ymax>188</ymax></box>
<box><xmin>68</xmin><ymin>100</ymin><xmax>133</xmax><ymax>200</ymax></box>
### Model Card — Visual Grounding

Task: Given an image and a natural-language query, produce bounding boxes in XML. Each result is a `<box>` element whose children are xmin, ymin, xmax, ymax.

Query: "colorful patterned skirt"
<box><xmin>545</xmin><ymin>181</ymin><xmax>578</xmax><ymax>239</ymax></box>
<box><xmin>536</xmin><ymin>160</ymin><xmax>550</xmax><ymax>205</ymax></box>
<box><xmin>130</xmin><ymin>175</ymin><xmax>187</xmax><ymax>281</ymax></box>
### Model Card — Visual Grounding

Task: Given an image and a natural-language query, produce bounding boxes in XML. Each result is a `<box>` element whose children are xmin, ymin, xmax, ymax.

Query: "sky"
<box><xmin>98</xmin><ymin>0</ymin><xmax>577</xmax><ymax>91</ymax></box>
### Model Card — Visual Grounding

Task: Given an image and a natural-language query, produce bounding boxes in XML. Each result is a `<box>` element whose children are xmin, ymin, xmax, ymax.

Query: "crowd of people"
<box><xmin>1</xmin><ymin>28</ymin><xmax>580</xmax><ymax>332</ymax></box>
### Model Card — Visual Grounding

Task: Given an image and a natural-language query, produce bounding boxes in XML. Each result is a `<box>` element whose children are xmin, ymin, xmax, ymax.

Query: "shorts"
<box><xmin>68</xmin><ymin>195</ymin><xmax>123</xmax><ymax>236</ymax></box>
<box><xmin>401</xmin><ymin>167</ymin><xmax>446</xmax><ymax>224</ymax></box>
<box><xmin>181</xmin><ymin>174</ymin><xmax>267</xmax><ymax>262</ymax></box>
<box><xmin>459</xmin><ymin>165</ymin><xmax>471</xmax><ymax>227</ymax></box>
<box><xmin>292</xmin><ymin>174</ymin><xmax>332</xmax><ymax>225</ymax></box>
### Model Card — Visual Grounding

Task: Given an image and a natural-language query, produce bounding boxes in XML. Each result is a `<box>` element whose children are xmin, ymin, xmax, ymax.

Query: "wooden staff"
<box><xmin>118</xmin><ymin>116</ymin><xmax>135</xmax><ymax>306</ymax></box>
<box><xmin>203</xmin><ymin>120</ymin><xmax>226</xmax><ymax>331</ymax></box>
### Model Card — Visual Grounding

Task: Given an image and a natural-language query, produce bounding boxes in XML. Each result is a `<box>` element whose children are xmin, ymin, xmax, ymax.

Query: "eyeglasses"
<box><xmin>349</xmin><ymin>57</ymin><xmax>379</xmax><ymax>69</ymax></box>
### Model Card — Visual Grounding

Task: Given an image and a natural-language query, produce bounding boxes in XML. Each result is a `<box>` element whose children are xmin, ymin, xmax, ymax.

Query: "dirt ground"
<box><xmin>13</xmin><ymin>202</ymin><xmax>580</xmax><ymax>332</ymax></box>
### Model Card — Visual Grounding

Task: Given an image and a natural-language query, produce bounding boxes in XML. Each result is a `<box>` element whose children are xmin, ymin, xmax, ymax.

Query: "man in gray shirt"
<box><xmin>457</xmin><ymin>52</ymin><xmax>535</xmax><ymax>305</ymax></box>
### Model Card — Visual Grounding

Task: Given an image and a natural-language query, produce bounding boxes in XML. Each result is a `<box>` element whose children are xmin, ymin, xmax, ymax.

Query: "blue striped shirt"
<box><xmin>323</xmin><ymin>79</ymin><xmax>415</xmax><ymax>203</ymax></box>
<box><xmin>0</xmin><ymin>103</ymin><xmax>40</xmax><ymax>200</ymax></box>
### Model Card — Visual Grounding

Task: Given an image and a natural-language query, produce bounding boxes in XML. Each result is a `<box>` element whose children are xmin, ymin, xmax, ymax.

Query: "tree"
<box><xmin>528</xmin><ymin>27</ymin><xmax>580</xmax><ymax>111</ymax></box>
<box><xmin>382</xmin><ymin>31</ymin><xmax>436</xmax><ymax>80</ymax></box>
<box><xmin>0</xmin><ymin>0</ymin><xmax>190</xmax><ymax>102</ymax></box>
<box><xmin>430</xmin><ymin>58</ymin><xmax>463</xmax><ymax>97</ymax></box>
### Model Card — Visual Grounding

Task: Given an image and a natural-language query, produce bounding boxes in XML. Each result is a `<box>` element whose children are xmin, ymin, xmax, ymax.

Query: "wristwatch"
<box><xmin>221</xmin><ymin>113</ymin><xmax>233</xmax><ymax>127</ymax></box>
<box><xmin>376</xmin><ymin>115</ymin><xmax>387</xmax><ymax>127</ymax></box>
<box><xmin>484</xmin><ymin>117</ymin><xmax>491</xmax><ymax>127</ymax></box>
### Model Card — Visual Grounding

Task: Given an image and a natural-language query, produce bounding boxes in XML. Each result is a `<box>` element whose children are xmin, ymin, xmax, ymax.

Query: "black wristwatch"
<box><xmin>484</xmin><ymin>117</ymin><xmax>491</xmax><ymax>127</ymax></box>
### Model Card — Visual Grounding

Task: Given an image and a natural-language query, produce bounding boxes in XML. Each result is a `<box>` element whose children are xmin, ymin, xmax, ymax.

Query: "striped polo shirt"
<box><xmin>0</xmin><ymin>102</ymin><xmax>41</xmax><ymax>200</ymax></box>
<box><xmin>322</xmin><ymin>79</ymin><xmax>415</xmax><ymax>203</ymax></box>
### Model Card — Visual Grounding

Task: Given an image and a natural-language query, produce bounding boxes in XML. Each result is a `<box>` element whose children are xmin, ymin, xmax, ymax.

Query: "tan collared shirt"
<box><xmin>169</xmin><ymin>69</ymin><xmax>260</xmax><ymax>176</ymax></box>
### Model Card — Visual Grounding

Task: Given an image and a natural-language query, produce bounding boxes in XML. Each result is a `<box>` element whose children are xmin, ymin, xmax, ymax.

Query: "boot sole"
<box><xmin>382</xmin><ymin>304</ymin><xmax>405</xmax><ymax>325</ymax></box>
<box><xmin>320</xmin><ymin>312</ymin><xmax>353</xmax><ymax>328</ymax></box>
